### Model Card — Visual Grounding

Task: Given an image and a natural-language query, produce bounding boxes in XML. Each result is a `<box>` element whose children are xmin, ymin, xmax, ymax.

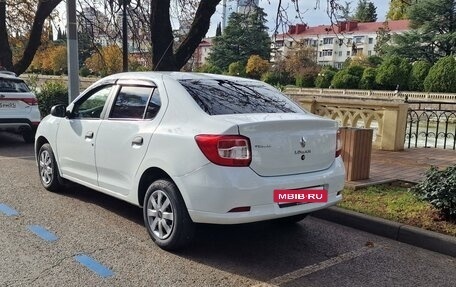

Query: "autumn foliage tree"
<box><xmin>84</xmin><ymin>45</ymin><xmax>123</xmax><ymax>76</ymax></box>
<box><xmin>246</xmin><ymin>55</ymin><xmax>269</xmax><ymax>79</ymax></box>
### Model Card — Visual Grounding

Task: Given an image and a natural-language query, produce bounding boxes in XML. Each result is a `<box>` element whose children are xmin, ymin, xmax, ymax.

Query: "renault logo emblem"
<box><xmin>299</xmin><ymin>137</ymin><xmax>307</xmax><ymax>148</ymax></box>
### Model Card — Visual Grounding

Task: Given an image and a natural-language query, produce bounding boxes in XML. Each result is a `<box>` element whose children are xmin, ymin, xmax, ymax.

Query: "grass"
<box><xmin>338</xmin><ymin>183</ymin><xmax>456</xmax><ymax>237</ymax></box>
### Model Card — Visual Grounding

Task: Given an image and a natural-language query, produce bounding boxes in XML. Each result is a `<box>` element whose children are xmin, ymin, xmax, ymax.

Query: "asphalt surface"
<box><xmin>0</xmin><ymin>131</ymin><xmax>455</xmax><ymax>287</ymax></box>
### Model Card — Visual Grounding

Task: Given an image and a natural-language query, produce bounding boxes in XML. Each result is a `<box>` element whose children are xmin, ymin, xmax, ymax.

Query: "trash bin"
<box><xmin>339</xmin><ymin>127</ymin><xmax>373</xmax><ymax>181</ymax></box>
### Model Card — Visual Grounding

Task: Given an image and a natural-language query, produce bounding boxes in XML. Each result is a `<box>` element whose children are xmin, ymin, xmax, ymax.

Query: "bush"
<box><xmin>331</xmin><ymin>69</ymin><xmax>360</xmax><ymax>89</ymax></box>
<box><xmin>315</xmin><ymin>69</ymin><xmax>336</xmax><ymax>88</ymax></box>
<box><xmin>375</xmin><ymin>56</ymin><xmax>411</xmax><ymax>90</ymax></box>
<box><xmin>423</xmin><ymin>56</ymin><xmax>456</xmax><ymax>93</ymax></box>
<box><xmin>228</xmin><ymin>61</ymin><xmax>246</xmax><ymax>77</ymax></box>
<box><xmin>36</xmin><ymin>81</ymin><xmax>69</xmax><ymax>117</ymax></box>
<box><xmin>411</xmin><ymin>165</ymin><xmax>456</xmax><ymax>220</ymax></box>
<box><xmin>359</xmin><ymin>67</ymin><xmax>377</xmax><ymax>90</ymax></box>
<box><xmin>408</xmin><ymin>61</ymin><xmax>431</xmax><ymax>92</ymax></box>
<box><xmin>261</xmin><ymin>71</ymin><xmax>291</xmax><ymax>86</ymax></box>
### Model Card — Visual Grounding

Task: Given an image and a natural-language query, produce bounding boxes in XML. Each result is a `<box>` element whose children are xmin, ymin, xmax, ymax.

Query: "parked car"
<box><xmin>0</xmin><ymin>71</ymin><xmax>41</xmax><ymax>143</ymax></box>
<box><xmin>35</xmin><ymin>72</ymin><xmax>345</xmax><ymax>250</ymax></box>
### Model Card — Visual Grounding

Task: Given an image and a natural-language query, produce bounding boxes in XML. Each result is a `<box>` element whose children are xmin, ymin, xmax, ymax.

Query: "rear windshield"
<box><xmin>178</xmin><ymin>79</ymin><xmax>304</xmax><ymax>115</ymax></box>
<box><xmin>0</xmin><ymin>78</ymin><xmax>30</xmax><ymax>93</ymax></box>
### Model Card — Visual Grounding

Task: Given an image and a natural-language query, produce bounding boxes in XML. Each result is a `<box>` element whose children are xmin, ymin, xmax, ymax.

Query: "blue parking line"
<box><xmin>27</xmin><ymin>225</ymin><xmax>58</xmax><ymax>242</ymax></box>
<box><xmin>74</xmin><ymin>254</ymin><xmax>114</xmax><ymax>278</ymax></box>
<box><xmin>0</xmin><ymin>203</ymin><xmax>19</xmax><ymax>216</ymax></box>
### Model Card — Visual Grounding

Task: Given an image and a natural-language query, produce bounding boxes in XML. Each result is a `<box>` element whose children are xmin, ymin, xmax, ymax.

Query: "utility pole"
<box><xmin>122</xmin><ymin>0</ymin><xmax>129</xmax><ymax>72</ymax></box>
<box><xmin>66</xmin><ymin>0</ymin><xmax>80</xmax><ymax>102</ymax></box>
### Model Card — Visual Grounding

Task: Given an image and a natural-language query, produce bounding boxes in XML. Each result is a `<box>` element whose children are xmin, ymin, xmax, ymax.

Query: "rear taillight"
<box><xmin>20</xmin><ymin>98</ymin><xmax>38</xmax><ymax>106</ymax></box>
<box><xmin>336</xmin><ymin>129</ymin><xmax>342</xmax><ymax>157</ymax></box>
<box><xmin>195</xmin><ymin>134</ymin><xmax>252</xmax><ymax>167</ymax></box>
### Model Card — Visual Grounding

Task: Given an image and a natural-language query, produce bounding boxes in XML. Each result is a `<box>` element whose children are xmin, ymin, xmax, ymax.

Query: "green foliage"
<box><xmin>387</xmin><ymin>0</ymin><xmax>412</xmax><ymax>20</ymax></box>
<box><xmin>375</xmin><ymin>56</ymin><xmax>411</xmax><ymax>90</ymax></box>
<box><xmin>374</xmin><ymin>22</ymin><xmax>391</xmax><ymax>56</ymax></box>
<box><xmin>359</xmin><ymin>67</ymin><xmax>377</xmax><ymax>89</ymax></box>
<box><xmin>79</xmin><ymin>66</ymin><xmax>91</xmax><ymax>77</ymax></box>
<box><xmin>22</xmin><ymin>74</ymin><xmax>40</xmax><ymax>94</ymax></box>
<box><xmin>207</xmin><ymin>8</ymin><xmax>271</xmax><ymax>72</ymax></box>
<box><xmin>353</xmin><ymin>0</ymin><xmax>377</xmax><ymax>22</ymax></box>
<box><xmin>228</xmin><ymin>61</ymin><xmax>246</xmax><ymax>77</ymax></box>
<box><xmin>295</xmin><ymin>73</ymin><xmax>314</xmax><ymax>88</ymax></box>
<box><xmin>366</xmin><ymin>56</ymin><xmax>383</xmax><ymax>67</ymax></box>
<box><xmin>423</xmin><ymin>56</ymin><xmax>456</xmax><ymax>92</ymax></box>
<box><xmin>387</xmin><ymin>0</ymin><xmax>456</xmax><ymax>63</ymax></box>
<box><xmin>411</xmin><ymin>165</ymin><xmax>456</xmax><ymax>220</ymax></box>
<box><xmin>330</xmin><ymin>64</ymin><xmax>365</xmax><ymax>89</ymax></box>
<box><xmin>36</xmin><ymin>81</ymin><xmax>69</xmax><ymax>117</ymax></box>
<box><xmin>261</xmin><ymin>71</ymin><xmax>293</xmax><ymax>86</ymax></box>
<box><xmin>315</xmin><ymin>69</ymin><xmax>336</xmax><ymax>88</ymax></box>
<box><xmin>408</xmin><ymin>61</ymin><xmax>431</xmax><ymax>91</ymax></box>
<box><xmin>198</xmin><ymin>63</ymin><xmax>223</xmax><ymax>74</ymax></box>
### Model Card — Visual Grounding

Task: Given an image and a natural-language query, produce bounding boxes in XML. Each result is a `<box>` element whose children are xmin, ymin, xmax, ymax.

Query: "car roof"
<box><xmin>104</xmin><ymin>71</ymin><xmax>260</xmax><ymax>83</ymax></box>
<box><xmin>0</xmin><ymin>71</ymin><xmax>20</xmax><ymax>79</ymax></box>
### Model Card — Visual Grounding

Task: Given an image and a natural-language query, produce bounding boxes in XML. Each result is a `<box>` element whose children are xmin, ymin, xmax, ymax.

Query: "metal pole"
<box><xmin>122</xmin><ymin>0</ymin><xmax>128</xmax><ymax>72</ymax></box>
<box><xmin>66</xmin><ymin>0</ymin><xmax>79</xmax><ymax>102</ymax></box>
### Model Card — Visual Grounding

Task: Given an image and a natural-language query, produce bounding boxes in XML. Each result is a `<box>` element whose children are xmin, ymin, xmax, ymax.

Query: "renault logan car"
<box><xmin>0</xmin><ymin>70</ymin><xmax>41</xmax><ymax>142</ymax></box>
<box><xmin>35</xmin><ymin>72</ymin><xmax>345</xmax><ymax>250</ymax></box>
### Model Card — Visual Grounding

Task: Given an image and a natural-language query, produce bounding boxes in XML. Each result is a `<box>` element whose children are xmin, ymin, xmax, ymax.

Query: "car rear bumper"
<box><xmin>0</xmin><ymin>118</ymin><xmax>39</xmax><ymax>131</ymax></box>
<box><xmin>174</xmin><ymin>157</ymin><xmax>345</xmax><ymax>224</ymax></box>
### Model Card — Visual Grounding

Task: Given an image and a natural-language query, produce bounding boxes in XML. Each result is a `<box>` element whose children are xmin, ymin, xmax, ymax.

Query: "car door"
<box><xmin>95</xmin><ymin>84</ymin><xmax>164</xmax><ymax>195</ymax></box>
<box><xmin>56</xmin><ymin>85</ymin><xmax>114</xmax><ymax>186</ymax></box>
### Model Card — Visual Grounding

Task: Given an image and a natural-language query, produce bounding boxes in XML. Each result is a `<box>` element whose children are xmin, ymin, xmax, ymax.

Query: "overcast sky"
<box><xmin>207</xmin><ymin>0</ymin><xmax>389</xmax><ymax>36</ymax></box>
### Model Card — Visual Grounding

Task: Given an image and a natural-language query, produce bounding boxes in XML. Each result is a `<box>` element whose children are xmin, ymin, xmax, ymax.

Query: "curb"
<box><xmin>312</xmin><ymin>206</ymin><xmax>456</xmax><ymax>258</ymax></box>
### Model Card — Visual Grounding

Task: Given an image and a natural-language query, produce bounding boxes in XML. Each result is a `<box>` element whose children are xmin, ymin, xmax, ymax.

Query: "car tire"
<box><xmin>22</xmin><ymin>130</ymin><xmax>35</xmax><ymax>143</ymax></box>
<box><xmin>272</xmin><ymin>213</ymin><xmax>308</xmax><ymax>225</ymax></box>
<box><xmin>38</xmin><ymin>143</ymin><xmax>63</xmax><ymax>192</ymax></box>
<box><xmin>143</xmin><ymin>179</ymin><xmax>195</xmax><ymax>251</ymax></box>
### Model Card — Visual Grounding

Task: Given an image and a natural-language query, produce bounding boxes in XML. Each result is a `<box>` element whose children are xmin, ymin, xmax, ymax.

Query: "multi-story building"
<box><xmin>192</xmin><ymin>38</ymin><xmax>214</xmax><ymax>69</ymax></box>
<box><xmin>272</xmin><ymin>20</ymin><xmax>410</xmax><ymax>68</ymax></box>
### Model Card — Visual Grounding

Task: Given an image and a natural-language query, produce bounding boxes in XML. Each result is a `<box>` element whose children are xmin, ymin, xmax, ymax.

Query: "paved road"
<box><xmin>0</xmin><ymin>132</ymin><xmax>455</xmax><ymax>287</ymax></box>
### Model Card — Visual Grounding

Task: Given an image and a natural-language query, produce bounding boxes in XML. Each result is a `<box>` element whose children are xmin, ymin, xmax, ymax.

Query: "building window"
<box><xmin>338</xmin><ymin>51</ymin><xmax>342</xmax><ymax>57</ymax></box>
<box><xmin>323</xmin><ymin>38</ymin><xmax>333</xmax><ymax>45</ymax></box>
<box><xmin>368</xmin><ymin>38</ymin><xmax>373</xmax><ymax>44</ymax></box>
<box><xmin>354</xmin><ymin>36</ymin><xmax>364</xmax><ymax>44</ymax></box>
<box><xmin>321</xmin><ymin>49</ymin><xmax>333</xmax><ymax>57</ymax></box>
<box><xmin>347</xmin><ymin>38</ymin><xmax>352</xmax><ymax>44</ymax></box>
<box><xmin>346</xmin><ymin>51</ymin><xmax>350</xmax><ymax>56</ymax></box>
<box><xmin>368</xmin><ymin>50</ymin><xmax>372</xmax><ymax>56</ymax></box>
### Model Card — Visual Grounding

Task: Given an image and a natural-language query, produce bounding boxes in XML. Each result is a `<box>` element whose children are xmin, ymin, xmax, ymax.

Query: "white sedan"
<box><xmin>35</xmin><ymin>72</ymin><xmax>345</xmax><ymax>250</ymax></box>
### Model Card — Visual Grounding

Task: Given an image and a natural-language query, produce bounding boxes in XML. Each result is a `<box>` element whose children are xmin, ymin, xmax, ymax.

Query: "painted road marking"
<box><xmin>27</xmin><ymin>225</ymin><xmax>58</xmax><ymax>242</ymax></box>
<box><xmin>266</xmin><ymin>245</ymin><xmax>379</xmax><ymax>286</ymax></box>
<box><xmin>0</xmin><ymin>203</ymin><xmax>19</xmax><ymax>216</ymax></box>
<box><xmin>74</xmin><ymin>254</ymin><xmax>114</xmax><ymax>278</ymax></box>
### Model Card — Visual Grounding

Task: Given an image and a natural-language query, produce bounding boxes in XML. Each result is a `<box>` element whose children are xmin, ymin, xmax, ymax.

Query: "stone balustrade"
<box><xmin>286</xmin><ymin>87</ymin><xmax>456</xmax><ymax>102</ymax></box>
<box><xmin>290</xmin><ymin>95</ymin><xmax>408</xmax><ymax>151</ymax></box>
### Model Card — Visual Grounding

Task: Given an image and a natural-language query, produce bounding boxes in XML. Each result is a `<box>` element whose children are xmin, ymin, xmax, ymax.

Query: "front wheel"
<box><xmin>143</xmin><ymin>179</ymin><xmax>195</xmax><ymax>251</ymax></box>
<box><xmin>38</xmin><ymin>143</ymin><xmax>63</xmax><ymax>192</ymax></box>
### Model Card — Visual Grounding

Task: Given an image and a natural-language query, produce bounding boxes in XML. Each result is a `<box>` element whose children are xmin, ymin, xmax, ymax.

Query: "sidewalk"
<box><xmin>314</xmin><ymin>147</ymin><xmax>456</xmax><ymax>257</ymax></box>
<box><xmin>346</xmin><ymin>148</ymin><xmax>456</xmax><ymax>189</ymax></box>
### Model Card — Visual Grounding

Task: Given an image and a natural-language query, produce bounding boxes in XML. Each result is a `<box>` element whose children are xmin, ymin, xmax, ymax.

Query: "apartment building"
<box><xmin>272</xmin><ymin>20</ymin><xmax>410</xmax><ymax>68</ymax></box>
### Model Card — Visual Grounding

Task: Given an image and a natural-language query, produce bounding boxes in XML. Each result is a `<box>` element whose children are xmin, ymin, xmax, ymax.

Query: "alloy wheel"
<box><xmin>146</xmin><ymin>189</ymin><xmax>174</xmax><ymax>240</ymax></box>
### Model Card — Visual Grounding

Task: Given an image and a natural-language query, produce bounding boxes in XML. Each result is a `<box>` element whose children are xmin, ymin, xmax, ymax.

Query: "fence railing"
<box><xmin>405</xmin><ymin>100</ymin><xmax>456</xmax><ymax>150</ymax></box>
<box><xmin>286</xmin><ymin>87</ymin><xmax>456</xmax><ymax>102</ymax></box>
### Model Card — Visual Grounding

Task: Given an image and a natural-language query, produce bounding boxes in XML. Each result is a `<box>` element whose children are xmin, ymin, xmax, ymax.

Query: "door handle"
<box><xmin>85</xmin><ymin>131</ymin><xmax>94</xmax><ymax>139</ymax></box>
<box><xmin>132</xmin><ymin>136</ymin><xmax>143</xmax><ymax>146</ymax></box>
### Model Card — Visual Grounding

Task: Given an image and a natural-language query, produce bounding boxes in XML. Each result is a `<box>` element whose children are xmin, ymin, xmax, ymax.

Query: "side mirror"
<box><xmin>50</xmin><ymin>104</ymin><xmax>67</xmax><ymax>118</ymax></box>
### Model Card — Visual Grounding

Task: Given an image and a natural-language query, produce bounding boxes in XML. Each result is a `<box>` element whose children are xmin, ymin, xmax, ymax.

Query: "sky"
<box><xmin>207</xmin><ymin>0</ymin><xmax>390</xmax><ymax>36</ymax></box>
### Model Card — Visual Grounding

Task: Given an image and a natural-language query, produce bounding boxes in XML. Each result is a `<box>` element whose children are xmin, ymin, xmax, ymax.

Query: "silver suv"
<box><xmin>0</xmin><ymin>71</ymin><xmax>41</xmax><ymax>143</ymax></box>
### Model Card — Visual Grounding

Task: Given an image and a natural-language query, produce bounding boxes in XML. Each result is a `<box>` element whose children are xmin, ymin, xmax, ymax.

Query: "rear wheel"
<box><xmin>38</xmin><ymin>143</ymin><xmax>63</xmax><ymax>192</ymax></box>
<box><xmin>143</xmin><ymin>179</ymin><xmax>195</xmax><ymax>251</ymax></box>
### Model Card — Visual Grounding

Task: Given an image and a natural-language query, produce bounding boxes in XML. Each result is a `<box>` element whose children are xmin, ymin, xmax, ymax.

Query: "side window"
<box><xmin>145</xmin><ymin>89</ymin><xmax>161</xmax><ymax>119</ymax></box>
<box><xmin>110</xmin><ymin>86</ymin><xmax>154</xmax><ymax>119</ymax></box>
<box><xmin>73</xmin><ymin>85</ymin><xmax>112</xmax><ymax>119</ymax></box>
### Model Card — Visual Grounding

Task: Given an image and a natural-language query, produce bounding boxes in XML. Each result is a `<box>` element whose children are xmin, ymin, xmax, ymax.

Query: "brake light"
<box><xmin>336</xmin><ymin>129</ymin><xmax>342</xmax><ymax>157</ymax></box>
<box><xmin>195</xmin><ymin>134</ymin><xmax>252</xmax><ymax>167</ymax></box>
<box><xmin>20</xmin><ymin>98</ymin><xmax>38</xmax><ymax>106</ymax></box>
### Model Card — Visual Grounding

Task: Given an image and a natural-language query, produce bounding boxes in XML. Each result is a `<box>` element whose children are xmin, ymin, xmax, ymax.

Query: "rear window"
<box><xmin>178</xmin><ymin>79</ymin><xmax>304</xmax><ymax>115</ymax></box>
<box><xmin>0</xmin><ymin>78</ymin><xmax>30</xmax><ymax>93</ymax></box>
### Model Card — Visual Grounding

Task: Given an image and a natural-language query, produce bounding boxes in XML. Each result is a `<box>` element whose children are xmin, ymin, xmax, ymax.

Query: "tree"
<box><xmin>315</xmin><ymin>67</ymin><xmax>337</xmax><ymax>88</ymax></box>
<box><xmin>208</xmin><ymin>7</ymin><xmax>271</xmax><ymax>72</ymax></box>
<box><xmin>353</xmin><ymin>0</ymin><xmax>377</xmax><ymax>22</ymax></box>
<box><xmin>375</xmin><ymin>56</ymin><xmax>411</xmax><ymax>90</ymax></box>
<box><xmin>387</xmin><ymin>0</ymin><xmax>456</xmax><ymax>63</ymax></box>
<box><xmin>387</xmin><ymin>0</ymin><xmax>413</xmax><ymax>20</ymax></box>
<box><xmin>374</xmin><ymin>22</ymin><xmax>391</xmax><ymax>56</ymax></box>
<box><xmin>336</xmin><ymin>1</ymin><xmax>353</xmax><ymax>21</ymax></box>
<box><xmin>245</xmin><ymin>55</ymin><xmax>269</xmax><ymax>79</ymax></box>
<box><xmin>408</xmin><ymin>61</ymin><xmax>431</xmax><ymax>91</ymax></box>
<box><xmin>0</xmin><ymin>0</ymin><xmax>61</xmax><ymax>74</ymax></box>
<box><xmin>84</xmin><ymin>45</ymin><xmax>123</xmax><ymax>76</ymax></box>
<box><xmin>423</xmin><ymin>56</ymin><xmax>456</xmax><ymax>93</ymax></box>
<box><xmin>331</xmin><ymin>65</ymin><xmax>365</xmax><ymax>89</ymax></box>
<box><xmin>359</xmin><ymin>67</ymin><xmax>377</xmax><ymax>89</ymax></box>
<box><xmin>228</xmin><ymin>61</ymin><xmax>246</xmax><ymax>77</ymax></box>
<box><xmin>216</xmin><ymin>22</ymin><xmax>222</xmax><ymax>36</ymax></box>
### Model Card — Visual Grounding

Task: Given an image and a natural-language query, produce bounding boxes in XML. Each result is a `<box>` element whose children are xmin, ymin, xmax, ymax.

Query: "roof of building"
<box><xmin>275</xmin><ymin>20</ymin><xmax>410</xmax><ymax>40</ymax></box>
